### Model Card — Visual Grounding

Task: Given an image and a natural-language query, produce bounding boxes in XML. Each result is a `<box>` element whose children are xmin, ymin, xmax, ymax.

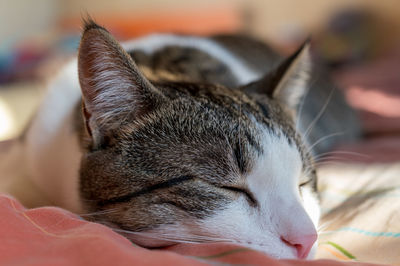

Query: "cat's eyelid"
<box><xmin>220</xmin><ymin>185</ymin><xmax>258</xmax><ymax>206</ymax></box>
<box><xmin>299</xmin><ymin>179</ymin><xmax>312</xmax><ymax>187</ymax></box>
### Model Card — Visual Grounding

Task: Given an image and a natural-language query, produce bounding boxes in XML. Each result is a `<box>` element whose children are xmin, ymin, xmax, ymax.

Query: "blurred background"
<box><xmin>1</xmin><ymin>2</ymin><xmax>399</xmax><ymax>262</ymax></box>
<box><xmin>0</xmin><ymin>0</ymin><xmax>400</xmax><ymax>142</ymax></box>
<box><xmin>0</xmin><ymin>3</ymin><xmax>400</xmax><ymax>264</ymax></box>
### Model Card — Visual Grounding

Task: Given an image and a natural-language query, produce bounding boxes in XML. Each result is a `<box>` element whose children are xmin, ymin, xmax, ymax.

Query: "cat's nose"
<box><xmin>281</xmin><ymin>233</ymin><xmax>317</xmax><ymax>259</ymax></box>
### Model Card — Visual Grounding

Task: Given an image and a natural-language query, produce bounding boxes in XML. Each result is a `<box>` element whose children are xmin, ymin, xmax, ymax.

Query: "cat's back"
<box><xmin>123</xmin><ymin>34</ymin><xmax>263</xmax><ymax>87</ymax></box>
<box><xmin>124</xmin><ymin>33</ymin><xmax>361</xmax><ymax>155</ymax></box>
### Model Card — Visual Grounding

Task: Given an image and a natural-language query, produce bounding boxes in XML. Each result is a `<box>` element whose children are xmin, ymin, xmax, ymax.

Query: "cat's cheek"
<box><xmin>301</xmin><ymin>186</ymin><xmax>320</xmax><ymax>227</ymax></box>
<box><xmin>297</xmin><ymin>186</ymin><xmax>320</xmax><ymax>260</ymax></box>
<box><xmin>196</xmin><ymin>200</ymin><xmax>297</xmax><ymax>258</ymax></box>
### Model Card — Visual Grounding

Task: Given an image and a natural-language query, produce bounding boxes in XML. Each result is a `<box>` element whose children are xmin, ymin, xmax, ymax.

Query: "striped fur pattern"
<box><xmin>76</xmin><ymin>20</ymin><xmax>318</xmax><ymax>259</ymax></box>
<box><xmin>20</xmin><ymin>19</ymin><xmax>359</xmax><ymax>259</ymax></box>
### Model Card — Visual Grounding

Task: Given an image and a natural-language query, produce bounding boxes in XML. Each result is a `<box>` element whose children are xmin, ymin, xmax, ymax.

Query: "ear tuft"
<box><xmin>81</xmin><ymin>16</ymin><xmax>108</xmax><ymax>34</ymax></box>
<box><xmin>241</xmin><ymin>39</ymin><xmax>312</xmax><ymax>114</ymax></box>
<box><xmin>272</xmin><ymin>39</ymin><xmax>311</xmax><ymax>110</ymax></box>
<box><xmin>78</xmin><ymin>20</ymin><xmax>158</xmax><ymax>146</ymax></box>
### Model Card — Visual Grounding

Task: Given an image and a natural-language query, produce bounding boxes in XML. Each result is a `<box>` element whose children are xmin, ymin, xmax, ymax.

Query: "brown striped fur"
<box><xmin>74</xmin><ymin>19</ymin><xmax>358</xmax><ymax>254</ymax></box>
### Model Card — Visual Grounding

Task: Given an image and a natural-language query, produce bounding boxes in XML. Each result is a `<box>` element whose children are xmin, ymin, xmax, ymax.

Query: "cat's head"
<box><xmin>78</xmin><ymin>20</ymin><xmax>319</xmax><ymax>259</ymax></box>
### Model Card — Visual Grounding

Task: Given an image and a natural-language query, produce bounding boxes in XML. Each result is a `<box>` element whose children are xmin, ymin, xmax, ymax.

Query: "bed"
<box><xmin>0</xmin><ymin>47</ymin><xmax>399</xmax><ymax>266</ymax></box>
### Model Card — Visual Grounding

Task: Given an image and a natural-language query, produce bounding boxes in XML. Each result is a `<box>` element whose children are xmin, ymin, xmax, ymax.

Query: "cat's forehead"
<box><xmin>117</xmin><ymin>91</ymin><xmax>308</xmax><ymax>183</ymax></box>
<box><xmin>154</xmin><ymin>80</ymin><xmax>292</xmax><ymax>130</ymax></box>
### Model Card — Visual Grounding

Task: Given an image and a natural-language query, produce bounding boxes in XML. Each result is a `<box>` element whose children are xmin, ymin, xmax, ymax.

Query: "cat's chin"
<box><xmin>238</xmin><ymin>240</ymin><xmax>317</xmax><ymax>260</ymax></box>
<box><xmin>127</xmin><ymin>234</ymin><xmax>317</xmax><ymax>260</ymax></box>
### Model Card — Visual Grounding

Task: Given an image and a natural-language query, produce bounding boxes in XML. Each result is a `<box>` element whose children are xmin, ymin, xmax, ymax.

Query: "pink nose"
<box><xmin>281</xmin><ymin>233</ymin><xmax>318</xmax><ymax>259</ymax></box>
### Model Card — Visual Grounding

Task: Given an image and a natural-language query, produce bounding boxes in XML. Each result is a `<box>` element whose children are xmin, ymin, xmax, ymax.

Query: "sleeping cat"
<box><xmin>16</xmin><ymin>19</ymin><xmax>360</xmax><ymax>259</ymax></box>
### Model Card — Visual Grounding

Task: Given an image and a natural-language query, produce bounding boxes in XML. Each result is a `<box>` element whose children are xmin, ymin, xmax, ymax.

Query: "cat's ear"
<box><xmin>242</xmin><ymin>40</ymin><xmax>311</xmax><ymax>114</ymax></box>
<box><xmin>78</xmin><ymin>19</ymin><xmax>159</xmax><ymax>146</ymax></box>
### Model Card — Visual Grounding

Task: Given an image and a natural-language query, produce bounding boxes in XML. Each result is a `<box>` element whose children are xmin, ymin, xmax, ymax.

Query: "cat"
<box><xmin>11</xmin><ymin>19</ymin><xmax>360</xmax><ymax>259</ymax></box>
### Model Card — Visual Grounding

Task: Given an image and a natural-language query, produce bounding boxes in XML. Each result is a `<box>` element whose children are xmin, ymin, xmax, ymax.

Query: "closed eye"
<box><xmin>221</xmin><ymin>186</ymin><xmax>258</xmax><ymax>206</ymax></box>
<box><xmin>299</xmin><ymin>179</ymin><xmax>312</xmax><ymax>187</ymax></box>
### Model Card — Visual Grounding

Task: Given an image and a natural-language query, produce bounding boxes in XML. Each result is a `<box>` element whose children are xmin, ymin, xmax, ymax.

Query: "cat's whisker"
<box><xmin>317</xmin><ymin>220</ymin><xmax>335</xmax><ymax>233</ymax></box>
<box><xmin>295</xmin><ymin>76</ymin><xmax>318</xmax><ymax>131</ymax></box>
<box><xmin>313</xmin><ymin>150</ymin><xmax>370</xmax><ymax>162</ymax></box>
<box><xmin>313</xmin><ymin>150</ymin><xmax>370</xmax><ymax>165</ymax></box>
<box><xmin>112</xmin><ymin>228</ymin><xmax>234</xmax><ymax>244</ymax></box>
<box><xmin>314</xmin><ymin>157</ymin><xmax>348</xmax><ymax>164</ymax></box>
<box><xmin>314</xmin><ymin>153</ymin><xmax>370</xmax><ymax>165</ymax></box>
<box><xmin>315</xmin><ymin>155</ymin><xmax>352</xmax><ymax>163</ymax></box>
<box><xmin>317</xmin><ymin>213</ymin><xmax>345</xmax><ymax>229</ymax></box>
<box><xmin>79</xmin><ymin>208</ymin><xmax>122</xmax><ymax>217</ymax></box>
<box><xmin>316</xmin><ymin>213</ymin><xmax>349</xmax><ymax>236</ymax></box>
<box><xmin>302</xmin><ymin>87</ymin><xmax>335</xmax><ymax>140</ymax></box>
<box><xmin>314</xmin><ymin>160</ymin><xmax>350</xmax><ymax>168</ymax></box>
<box><xmin>306</xmin><ymin>131</ymin><xmax>345</xmax><ymax>155</ymax></box>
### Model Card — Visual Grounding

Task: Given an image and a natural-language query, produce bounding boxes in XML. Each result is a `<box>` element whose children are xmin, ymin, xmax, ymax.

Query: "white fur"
<box><xmin>84</xmin><ymin>55</ymin><xmax>139</xmax><ymax>139</ymax></box>
<box><xmin>25</xmin><ymin>59</ymin><xmax>83</xmax><ymax>212</ymax></box>
<box><xmin>123</xmin><ymin>34</ymin><xmax>261</xmax><ymax>85</ymax></box>
<box><xmin>130</xmin><ymin>127</ymin><xmax>320</xmax><ymax>259</ymax></box>
<box><xmin>196</xmin><ymin>125</ymin><xmax>319</xmax><ymax>259</ymax></box>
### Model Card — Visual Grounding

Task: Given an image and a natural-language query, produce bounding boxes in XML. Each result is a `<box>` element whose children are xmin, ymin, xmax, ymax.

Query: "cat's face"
<box><xmin>78</xmin><ymin>20</ymin><xmax>319</xmax><ymax>259</ymax></box>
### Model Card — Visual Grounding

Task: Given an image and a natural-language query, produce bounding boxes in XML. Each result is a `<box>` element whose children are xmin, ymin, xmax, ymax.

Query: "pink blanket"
<box><xmin>0</xmin><ymin>195</ymin><xmax>380</xmax><ymax>266</ymax></box>
<box><xmin>1</xmin><ymin>46</ymin><xmax>399</xmax><ymax>266</ymax></box>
